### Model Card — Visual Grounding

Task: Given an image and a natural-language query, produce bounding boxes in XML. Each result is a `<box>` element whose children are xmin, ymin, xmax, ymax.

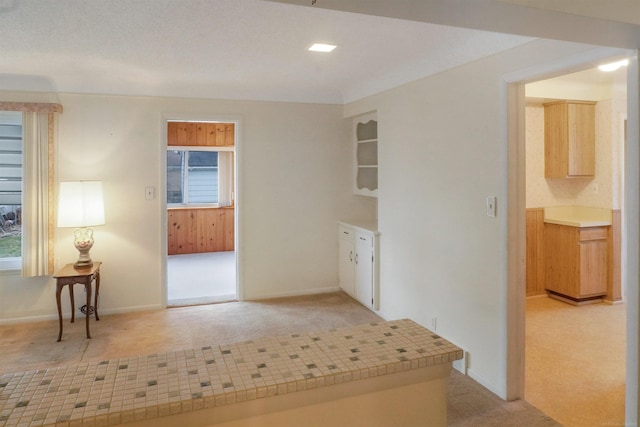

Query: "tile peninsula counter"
<box><xmin>0</xmin><ymin>319</ymin><xmax>462</xmax><ymax>427</ymax></box>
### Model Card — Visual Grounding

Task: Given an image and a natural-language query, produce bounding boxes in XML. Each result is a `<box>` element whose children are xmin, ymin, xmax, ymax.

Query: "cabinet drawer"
<box><xmin>579</xmin><ymin>227</ymin><xmax>607</xmax><ymax>242</ymax></box>
<box><xmin>355</xmin><ymin>231</ymin><xmax>373</xmax><ymax>246</ymax></box>
<box><xmin>339</xmin><ymin>224</ymin><xmax>355</xmax><ymax>241</ymax></box>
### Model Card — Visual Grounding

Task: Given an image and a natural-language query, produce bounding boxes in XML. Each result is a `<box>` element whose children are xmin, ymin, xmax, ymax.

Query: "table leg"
<box><xmin>94</xmin><ymin>271</ymin><xmax>100</xmax><ymax>321</ymax></box>
<box><xmin>85</xmin><ymin>279</ymin><xmax>92</xmax><ymax>339</ymax></box>
<box><xmin>69</xmin><ymin>283</ymin><xmax>75</xmax><ymax>323</ymax></box>
<box><xmin>56</xmin><ymin>283</ymin><xmax>63</xmax><ymax>342</ymax></box>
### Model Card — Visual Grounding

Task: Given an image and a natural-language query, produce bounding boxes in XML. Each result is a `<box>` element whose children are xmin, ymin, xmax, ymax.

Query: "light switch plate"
<box><xmin>145</xmin><ymin>186</ymin><xmax>155</xmax><ymax>200</ymax></box>
<box><xmin>486</xmin><ymin>196</ymin><xmax>497</xmax><ymax>217</ymax></box>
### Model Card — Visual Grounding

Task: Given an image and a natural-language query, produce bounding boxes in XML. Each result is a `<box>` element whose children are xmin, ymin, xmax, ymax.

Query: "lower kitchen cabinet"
<box><xmin>338</xmin><ymin>222</ymin><xmax>379</xmax><ymax>310</ymax></box>
<box><xmin>545</xmin><ymin>223</ymin><xmax>608</xmax><ymax>304</ymax></box>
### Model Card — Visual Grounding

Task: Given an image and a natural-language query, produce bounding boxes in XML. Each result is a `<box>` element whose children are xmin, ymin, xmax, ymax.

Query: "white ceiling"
<box><xmin>497</xmin><ymin>0</ymin><xmax>640</xmax><ymax>26</ymax></box>
<box><xmin>0</xmin><ymin>0</ymin><xmax>533</xmax><ymax>104</ymax></box>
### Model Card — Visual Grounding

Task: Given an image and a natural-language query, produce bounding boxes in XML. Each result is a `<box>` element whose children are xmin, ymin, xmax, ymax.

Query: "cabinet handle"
<box><xmin>349</xmin><ymin>251</ymin><xmax>353</xmax><ymax>262</ymax></box>
<box><xmin>355</xmin><ymin>253</ymin><xmax>358</xmax><ymax>264</ymax></box>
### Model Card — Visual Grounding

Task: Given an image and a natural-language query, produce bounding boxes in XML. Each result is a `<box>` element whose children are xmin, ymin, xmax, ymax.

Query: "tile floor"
<box><xmin>0</xmin><ymin>319</ymin><xmax>462</xmax><ymax>427</ymax></box>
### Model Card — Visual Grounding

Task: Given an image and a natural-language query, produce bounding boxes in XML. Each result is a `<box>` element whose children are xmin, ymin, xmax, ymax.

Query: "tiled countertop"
<box><xmin>0</xmin><ymin>319</ymin><xmax>462</xmax><ymax>427</ymax></box>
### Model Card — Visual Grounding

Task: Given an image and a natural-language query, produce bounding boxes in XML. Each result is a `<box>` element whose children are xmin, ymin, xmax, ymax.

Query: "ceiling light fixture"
<box><xmin>308</xmin><ymin>43</ymin><xmax>337</xmax><ymax>53</ymax></box>
<box><xmin>598</xmin><ymin>59</ymin><xmax>629</xmax><ymax>72</ymax></box>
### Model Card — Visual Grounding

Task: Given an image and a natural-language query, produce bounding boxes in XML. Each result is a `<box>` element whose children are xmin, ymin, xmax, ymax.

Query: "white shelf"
<box><xmin>353</xmin><ymin>112</ymin><xmax>378</xmax><ymax>197</ymax></box>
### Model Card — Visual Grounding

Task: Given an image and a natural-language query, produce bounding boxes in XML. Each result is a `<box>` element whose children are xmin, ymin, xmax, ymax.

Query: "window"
<box><xmin>0</xmin><ymin>112</ymin><xmax>22</xmax><ymax>269</ymax></box>
<box><xmin>167</xmin><ymin>149</ymin><xmax>221</xmax><ymax>205</ymax></box>
<box><xmin>167</xmin><ymin>147</ymin><xmax>233</xmax><ymax>207</ymax></box>
<box><xmin>0</xmin><ymin>102</ymin><xmax>61</xmax><ymax>275</ymax></box>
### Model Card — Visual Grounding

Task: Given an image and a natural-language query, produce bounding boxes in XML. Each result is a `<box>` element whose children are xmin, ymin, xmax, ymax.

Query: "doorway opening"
<box><xmin>165</xmin><ymin>121</ymin><xmax>238</xmax><ymax>307</ymax></box>
<box><xmin>508</xmin><ymin>55</ymin><xmax>635</xmax><ymax>426</ymax></box>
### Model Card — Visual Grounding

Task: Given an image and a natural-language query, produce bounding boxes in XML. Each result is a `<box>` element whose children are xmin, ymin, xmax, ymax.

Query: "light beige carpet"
<box><xmin>526</xmin><ymin>296</ymin><xmax>626</xmax><ymax>427</ymax></box>
<box><xmin>1</xmin><ymin>292</ymin><xmax>560</xmax><ymax>426</ymax></box>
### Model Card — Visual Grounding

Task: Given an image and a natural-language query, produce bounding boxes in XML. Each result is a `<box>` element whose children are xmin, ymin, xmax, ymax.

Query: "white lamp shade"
<box><xmin>57</xmin><ymin>181</ymin><xmax>105</xmax><ymax>228</ymax></box>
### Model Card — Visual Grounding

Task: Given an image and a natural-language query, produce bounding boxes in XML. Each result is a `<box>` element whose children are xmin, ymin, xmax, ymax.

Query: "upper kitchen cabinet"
<box><xmin>544</xmin><ymin>100</ymin><xmax>596</xmax><ymax>178</ymax></box>
<box><xmin>353</xmin><ymin>112</ymin><xmax>378</xmax><ymax>197</ymax></box>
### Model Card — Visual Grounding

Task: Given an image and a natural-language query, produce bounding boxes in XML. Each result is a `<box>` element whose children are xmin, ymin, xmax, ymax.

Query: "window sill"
<box><xmin>167</xmin><ymin>205</ymin><xmax>234</xmax><ymax>210</ymax></box>
<box><xmin>0</xmin><ymin>257</ymin><xmax>21</xmax><ymax>274</ymax></box>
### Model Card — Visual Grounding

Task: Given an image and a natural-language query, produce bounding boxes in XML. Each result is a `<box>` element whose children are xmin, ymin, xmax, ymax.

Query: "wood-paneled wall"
<box><xmin>168</xmin><ymin>207</ymin><xmax>234</xmax><ymax>255</ymax></box>
<box><xmin>167</xmin><ymin>122</ymin><xmax>234</xmax><ymax>147</ymax></box>
<box><xmin>526</xmin><ymin>208</ymin><xmax>546</xmax><ymax>297</ymax></box>
<box><xmin>607</xmin><ymin>210</ymin><xmax>622</xmax><ymax>303</ymax></box>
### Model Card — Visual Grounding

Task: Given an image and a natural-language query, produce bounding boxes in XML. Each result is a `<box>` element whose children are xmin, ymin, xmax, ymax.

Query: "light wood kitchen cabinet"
<box><xmin>338</xmin><ymin>222</ymin><xmax>378</xmax><ymax>310</ymax></box>
<box><xmin>544</xmin><ymin>223</ymin><xmax>607</xmax><ymax>304</ymax></box>
<box><xmin>544</xmin><ymin>100</ymin><xmax>595</xmax><ymax>178</ymax></box>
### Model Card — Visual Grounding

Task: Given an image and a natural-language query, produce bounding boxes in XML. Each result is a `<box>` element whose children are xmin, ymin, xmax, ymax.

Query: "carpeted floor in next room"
<box><xmin>0</xmin><ymin>292</ymin><xmax>559</xmax><ymax>426</ymax></box>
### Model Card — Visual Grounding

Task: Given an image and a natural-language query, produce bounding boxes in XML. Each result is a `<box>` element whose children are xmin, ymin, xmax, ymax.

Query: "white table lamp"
<box><xmin>58</xmin><ymin>181</ymin><xmax>105</xmax><ymax>268</ymax></box>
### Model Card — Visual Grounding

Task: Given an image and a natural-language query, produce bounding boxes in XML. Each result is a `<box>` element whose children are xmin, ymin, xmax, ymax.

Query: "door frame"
<box><xmin>160</xmin><ymin>113</ymin><xmax>244</xmax><ymax>306</ymax></box>
<box><xmin>504</xmin><ymin>47</ymin><xmax>639</xmax><ymax>422</ymax></box>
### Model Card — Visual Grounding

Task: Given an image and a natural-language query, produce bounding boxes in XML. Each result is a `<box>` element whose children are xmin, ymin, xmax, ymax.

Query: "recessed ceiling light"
<box><xmin>598</xmin><ymin>59</ymin><xmax>629</xmax><ymax>72</ymax></box>
<box><xmin>308</xmin><ymin>43</ymin><xmax>337</xmax><ymax>53</ymax></box>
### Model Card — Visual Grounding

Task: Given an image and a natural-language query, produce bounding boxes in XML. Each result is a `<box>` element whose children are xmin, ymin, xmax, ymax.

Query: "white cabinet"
<box><xmin>338</xmin><ymin>222</ymin><xmax>378</xmax><ymax>310</ymax></box>
<box><xmin>353</xmin><ymin>112</ymin><xmax>378</xmax><ymax>197</ymax></box>
<box><xmin>338</xmin><ymin>224</ymin><xmax>356</xmax><ymax>297</ymax></box>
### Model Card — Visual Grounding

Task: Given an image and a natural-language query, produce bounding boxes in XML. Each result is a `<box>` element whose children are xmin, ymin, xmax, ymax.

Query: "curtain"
<box><xmin>218</xmin><ymin>151</ymin><xmax>234</xmax><ymax>207</ymax></box>
<box><xmin>21</xmin><ymin>112</ymin><xmax>54</xmax><ymax>277</ymax></box>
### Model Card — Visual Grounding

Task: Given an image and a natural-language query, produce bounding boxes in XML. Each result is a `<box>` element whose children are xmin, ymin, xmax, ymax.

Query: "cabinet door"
<box><xmin>544</xmin><ymin>101</ymin><xmax>595</xmax><ymax>178</ymax></box>
<box><xmin>355</xmin><ymin>232</ymin><xmax>373</xmax><ymax>308</ymax></box>
<box><xmin>579</xmin><ymin>239</ymin><xmax>607</xmax><ymax>297</ymax></box>
<box><xmin>567</xmin><ymin>102</ymin><xmax>595</xmax><ymax>176</ymax></box>
<box><xmin>338</xmin><ymin>226</ymin><xmax>355</xmax><ymax>297</ymax></box>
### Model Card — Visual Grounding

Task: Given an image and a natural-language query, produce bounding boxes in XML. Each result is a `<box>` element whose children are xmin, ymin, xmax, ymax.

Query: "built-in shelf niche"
<box><xmin>354</xmin><ymin>112</ymin><xmax>378</xmax><ymax>197</ymax></box>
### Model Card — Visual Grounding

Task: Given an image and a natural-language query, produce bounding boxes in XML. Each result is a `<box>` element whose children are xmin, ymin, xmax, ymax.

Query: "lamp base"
<box><xmin>74</xmin><ymin>227</ymin><xmax>95</xmax><ymax>269</ymax></box>
<box><xmin>74</xmin><ymin>258</ymin><xmax>94</xmax><ymax>269</ymax></box>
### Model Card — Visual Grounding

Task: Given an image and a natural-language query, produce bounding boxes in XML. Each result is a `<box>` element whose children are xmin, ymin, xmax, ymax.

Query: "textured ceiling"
<box><xmin>0</xmin><ymin>0</ymin><xmax>532</xmax><ymax>104</ymax></box>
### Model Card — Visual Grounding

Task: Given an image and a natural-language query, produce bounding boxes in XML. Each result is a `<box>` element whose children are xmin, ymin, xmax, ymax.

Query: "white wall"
<box><xmin>343</xmin><ymin>39</ymin><xmax>624</xmax><ymax>398</ymax></box>
<box><xmin>0</xmin><ymin>92</ymin><xmax>376</xmax><ymax>322</ymax></box>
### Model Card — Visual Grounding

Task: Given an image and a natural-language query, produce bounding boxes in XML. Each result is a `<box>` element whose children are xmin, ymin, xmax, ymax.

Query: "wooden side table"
<box><xmin>53</xmin><ymin>262</ymin><xmax>101</xmax><ymax>342</ymax></box>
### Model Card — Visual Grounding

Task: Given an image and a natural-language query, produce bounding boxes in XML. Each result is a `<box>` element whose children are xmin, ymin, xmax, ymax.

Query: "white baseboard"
<box><xmin>244</xmin><ymin>286</ymin><xmax>342</xmax><ymax>301</ymax></box>
<box><xmin>99</xmin><ymin>304</ymin><xmax>162</xmax><ymax>315</ymax></box>
<box><xmin>0</xmin><ymin>313</ymin><xmax>59</xmax><ymax>325</ymax></box>
<box><xmin>0</xmin><ymin>304</ymin><xmax>162</xmax><ymax>326</ymax></box>
<box><xmin>467</xmin><ymin>368</ymin><xmax>504</xmax><ymax>399</ymax></box>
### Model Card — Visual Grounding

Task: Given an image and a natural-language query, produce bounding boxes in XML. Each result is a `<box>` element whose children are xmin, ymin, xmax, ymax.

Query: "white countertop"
<box><xmin>543</xmin><ymin>206</ymin><xmax>612</xmax><ymax>227</ymax></box>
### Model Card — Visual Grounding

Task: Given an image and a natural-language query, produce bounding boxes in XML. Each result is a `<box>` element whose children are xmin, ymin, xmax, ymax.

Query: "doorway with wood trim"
<box><xmin>166</xmin><ymin>121</ymin><xmax>237</xmax><ymax>306</ymax></box>
<box><xmin>506</xmin><ymin>54</ymin><xmax>636</xmax><ymax>425</ymax></box>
